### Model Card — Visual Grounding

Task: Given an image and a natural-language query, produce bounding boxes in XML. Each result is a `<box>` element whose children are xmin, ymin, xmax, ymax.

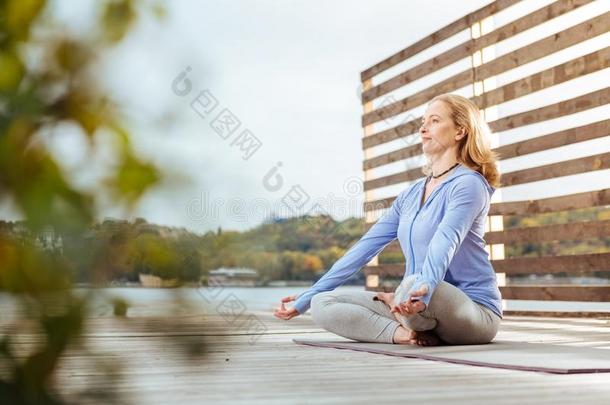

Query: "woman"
<box><xmin>274</xmin><ymin>94</ymin><xmax>502</xmax><ymax>347</ymax></box>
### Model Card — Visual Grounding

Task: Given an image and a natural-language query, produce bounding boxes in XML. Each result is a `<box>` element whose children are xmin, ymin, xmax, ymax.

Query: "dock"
<box><xmin>14</xmin><ymin>309</ymin><xmax>608</xmax><ymax>404</ymax></box>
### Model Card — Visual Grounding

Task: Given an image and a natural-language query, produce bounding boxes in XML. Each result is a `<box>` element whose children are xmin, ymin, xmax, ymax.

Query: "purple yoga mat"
<box><xmin>293</xmin><ymin>338</ymin><xmax>610</xmax><ymax>374</ymax></box>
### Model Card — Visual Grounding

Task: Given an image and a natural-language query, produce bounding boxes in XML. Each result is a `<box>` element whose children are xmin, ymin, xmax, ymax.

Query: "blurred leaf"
<box><xmin>151</xmin><ymin>2</ymin><xmax>167</xmax><ymax>20</ymax></box>
<box><xmin>107</xmin><ymin>148</ymin><xmax>160</xmax><ymax>205</ymax></box>
<box><xmin>0</xmin><ymin>50</ymin><xmax>24</xmax><ymax>91</ymax></box>
<box><xmin>3</xmin><ymin>0</ymin><xmax>45</xmax><ymax>42</ymax></box>
<box><xmin>0</xmin><ymin>237</ymin><xmax>71</xmax><ymax>293</ymax></box>
<box><xmin>112</xmin><ymin>298</ymin><xmax>128</xmax><ymax>316</ymax></box>
<box><xmin>54</xmin><ymin>39</ymin><xmax>91</xmax><ymax>73</ymax></box>
<box><xmin>0</xmin><ymin>121</ymin><xmax>94</xmax><ymax>231</ymax></box>
<box><xmin>102</xmin><ymin>0</ymin><xmax>135</xmax><ymax>43</ymax></box>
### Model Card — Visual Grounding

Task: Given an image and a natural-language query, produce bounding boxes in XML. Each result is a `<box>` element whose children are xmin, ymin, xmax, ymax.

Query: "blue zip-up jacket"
<box><xmin>293</xmin><ymin>163</ymin><xmax>503</xmax><ymax>318</ymax></box>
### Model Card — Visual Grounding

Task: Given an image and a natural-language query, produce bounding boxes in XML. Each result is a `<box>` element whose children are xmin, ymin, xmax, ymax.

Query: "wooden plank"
<box><xmin>363</xmin><ymin>73</ymin><xmax>610</xmax><ymax>151</ymax></box>
<box><xmin>364</xmin><ymin>264</ymin><xmax>404</xmax><ymax>278</ymax></box>
<box><xmin>494</xmin><ymin>119</ymin><xmax>610</xmax><ymax>160</ymax></box>
<box><xmin>363</xmin><ymin>166</ymin><xmax>423</xmax><ymax>191</ymax></box>
<box><xmin>474</xmin><ymin>46</ymin><xmax>610</xmax><ymax>110</ymax></box>
<box><xmin>362</xmin><ymin>0</ymin><xmax>593</xmax><ymax>103</ymax></box>
<box><xmin>365</xmin><ymin>252</ymin><xmax>610</xmax><ymax>277</ymax></box>
<box><xmin>501</xmin><ymin>151</ymin><xmax>610</xmax><ymax>187</ymax></box>
<box><xmin>500</xmin><ymin>286</ymin><xmax>610</xmax><ymax>301</ymax></box>
<box><xmin>489</xmin><ymin>188</ymin><xmax>610</xmax><ymax>216</ymax></box>
<box><xmin>365</xmin><ymin>188</ymin><xmax>610</xmax><ymax>215</ymax></box>
<box><xmin>363</xmin><ymin>12</ymin><xmax>610</xmax><ymax>126</ymax></box>
<box><xmin>491</xmin><ymin>253</ymin><xmax>610</xmax><ymax>275</ymax></box>
<box><xmin>502</xmin><ymin>310</ymin><xmax>610</xmax><ymax>318</ymax></box>
<box><xmin>371</xmin><ymin>229</ymin><xmax>608</xmax><ymax>272</ymax></box>
<box><xmin>360</xmin><ymin>0</ymin><xmax>520</xmax><ymax>82</ymax></box>
<box><xmin>364</xmin><ymin>117</ymin><xmax>610</xmax><ymax>172</ymax></box>
<box><xmin>362</xmin><ymin>117</ymin><xmax>421</xmax><ymax>149</ymax></box>
<box><xmin>485</xmin><ymin>220</ymin><xmax>610</xmax><ymax>244</ymax></box>
<box><xmin>366</xmin><ymin>285</ymin><xmax>400</xmax><ymax>293</ymax></box>
<box><xmin>489</xmin><ymin>87</ymin><xmax>610</xmax><ymax>133</ymax></box>
<box><xmin>363</xmin><ymin>142</ymin><xmax>423</xmax><ymax>171</ymax></box>
<box><xmin>364</xmin><ymin>150</ymin><xmax>610</xmax><ymax>193</ymax></box>
<box><xmin>364</xmin><ymin>150</ymin><xmax>610</xmax><ymax>192</ymax></box>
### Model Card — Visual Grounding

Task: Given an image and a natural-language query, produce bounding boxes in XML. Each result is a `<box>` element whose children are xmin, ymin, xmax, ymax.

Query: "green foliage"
<box><xmin>197</xmin><ymin>215</ymin><xmax>363</xmax><ymax>284</ymax></box>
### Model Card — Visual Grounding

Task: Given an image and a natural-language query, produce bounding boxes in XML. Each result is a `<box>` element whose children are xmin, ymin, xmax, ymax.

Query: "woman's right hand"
<box><xmin>374</xmin><ymin>292</ymin><xmax>395</xmax><ymax>309</ymax></box>
<box><xmin>273</xmin><ymin>294</ymin><xmax>300</xmax><ymax>320</ymax></box>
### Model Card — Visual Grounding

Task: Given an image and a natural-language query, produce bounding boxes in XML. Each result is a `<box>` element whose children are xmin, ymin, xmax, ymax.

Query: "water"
<box><xmin>2</xmin><ymin>286</ymin><xmax>610</xmax><ymax>318</ymax></box>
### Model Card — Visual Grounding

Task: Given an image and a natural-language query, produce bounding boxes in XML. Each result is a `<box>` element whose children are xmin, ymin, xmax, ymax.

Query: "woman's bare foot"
<box><xmin>392</xmin><ymin>326</ymin><xmax>414</xmax><ymax>344</ymax></box>
<box><xmin>409</xmin><ymin>330</ymin><xmax>441</xmax><ymax>347</ymax></box>
<box><xmin>392</xmin><ymin>326</ymin><xmax>441</xmax><ymax>346</ymax></box>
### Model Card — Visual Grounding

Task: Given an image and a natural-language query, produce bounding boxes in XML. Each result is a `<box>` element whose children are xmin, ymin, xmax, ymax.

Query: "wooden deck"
<box><xmin>22</xmin><ymin>309</ymin><xmax>609</xmax><ymax>404</ymax></box>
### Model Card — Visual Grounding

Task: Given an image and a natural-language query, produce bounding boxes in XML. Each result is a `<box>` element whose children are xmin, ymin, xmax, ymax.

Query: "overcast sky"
<box><xmin>4</xmin><ymin>0</ymin><xmax>609</xmax><ymax>234</ymax></box>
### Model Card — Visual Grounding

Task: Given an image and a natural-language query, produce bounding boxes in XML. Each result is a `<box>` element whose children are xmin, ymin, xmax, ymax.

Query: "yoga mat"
<box><xmin>293</xmin><ymin>338</ymin><xmax>610</xmax><ymax>374</ymax></box>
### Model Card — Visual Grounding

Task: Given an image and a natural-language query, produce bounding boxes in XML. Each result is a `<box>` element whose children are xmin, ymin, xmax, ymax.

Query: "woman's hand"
<box><xmin>274</xmin><ymin>294</ymin><xmax>300</xmax><ymax>320</ymax></box>
<box><xmin>373</xmin><ymin>292</ymin><xmax>395</xmax><ymax>308</ymax></box>
<box><xmin>391</xmin><ymin>284</ymin><xmax>428</xmax><ymax>316</ymax></box>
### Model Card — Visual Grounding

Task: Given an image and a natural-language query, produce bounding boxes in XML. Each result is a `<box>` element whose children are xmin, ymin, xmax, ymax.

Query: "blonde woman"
<box><xmin>274</xmin><ymin>94</ymin><xmax>502</xmax><ymax>346</ymax></box>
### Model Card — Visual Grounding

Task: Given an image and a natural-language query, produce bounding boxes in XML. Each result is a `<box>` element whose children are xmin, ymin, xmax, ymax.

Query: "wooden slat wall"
<box><xmin>359</xmin><ymin>0</ymin><xmax>610</xmax><ymax>316</ymax></box>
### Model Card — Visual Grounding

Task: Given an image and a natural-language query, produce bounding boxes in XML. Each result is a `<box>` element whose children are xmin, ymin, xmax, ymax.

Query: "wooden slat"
<box><xmin>363</xmin><ymin>142</ymin><xmax>423</xmax><ymax>170</ymax></box>
<box><xmin>360</xmin><ymin>0</ymin><xmax>520</xmax><ymax>82</ymax></box>
<box><xmin>491</xmin><ymin>253</ymin><xmax>610</xmax><ymax>275</ymax></box>
<box><xmin>365</xmin><ymin>188</ymin><xmax>610</xmax><ymax>215</ymax></box>
<box><xmin>485</xmin><ymin>220</ymin><xmax>610</xmax><ymax>244</ymax></box>
<box><xmin>363</xmin><ymin>150</ymin><xmax>610</xmax><ymax>193</ymax></box>
<box><xmin>366</xmin><ymin>252</ymin><xmax>610</xmax><ymax>278</ymax></box>
<box><xmin>502</xmin><ymin>310</ymin><xmax>610</xmax><ymax>318</ymax></box>
<box><xmin>362</xmin><ymin>0</ymin><xmax>592</xmax><ymax>103</ymax></box>
<box><xmin>501</xmin><ymin>151</ymin><xmax>610</xmax><ymax>187</ymax></box>
<box><xmin>474</xmin><ymin>46</ymin><xmax>610</xmax><ymax>111</ymax></box>
<box><xmin>366</xmin><ymin>285</ymin><xmax>610</xmax><ymax>304</ymax></box>
<box><xmin>366</xmin><ymin>286</ymin><xmax>402</xmax><ymax>292</ymax></box>
<box><xmin>363</xmin><ymin>12</ymin><xmax>610</xmax><ymax>126</ymax></box>
<box><xmin>488</xmin><ymin>188</ymin><xmax>610</xmax><ymax>216</ymax></box>
<box><xmin>347</xmin><ymin>283</ymin><xmax>610</xmax><ymax>299</ymax></box>
<box><xmin>362</xmin><ymin>117</ymin><xmax>421</xmax><ymax>149</ymax></box>
<box><xmin>363</xmin><ymin>72</ymin><xmax>610</xmax><ymax>151</ymax></box>
<box><xmin>364</xmin><ymin>196</ymin><xmax>396</xmax><ymax>212</ymax></box>
<box><xmin>494</xmin><ymin>119</ymin><xmax>610</xmax><ymax>160</ymax></box>
<box><xmin>489</xmin><ymin>87</ymin><xmax>610</xmax><ymax>133</ymax></box>
<box><xmin>363</xmin><ymin>166</ymin><xmax>422</xmax><ymax>191</ymax></box>
<box><xmin>364</xmin><ymin>264</ymin><xmax>404</xmax><ymax>278</ymax></box>
<box><xmin>500</xmin><ymin>286</ymin><xmax>610</xmax><ymax>301</ymax></box>
<box><xmin>364</xmin><ymin>118</ymin><xmax>610</xmax><ymax>171</ymax></box>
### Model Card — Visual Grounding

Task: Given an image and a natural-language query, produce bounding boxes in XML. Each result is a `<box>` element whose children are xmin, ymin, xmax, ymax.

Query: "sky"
<box><xmin>4</xmin><ymin>0</ymin><xmax>609</xmax><ymax>234</ymax></box>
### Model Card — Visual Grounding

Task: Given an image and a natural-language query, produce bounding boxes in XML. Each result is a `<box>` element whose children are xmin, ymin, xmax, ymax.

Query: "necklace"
<box><xmin>431</xmin><ymin>162</ymin><xmax>459</xmax><ymax>179</ymax></box>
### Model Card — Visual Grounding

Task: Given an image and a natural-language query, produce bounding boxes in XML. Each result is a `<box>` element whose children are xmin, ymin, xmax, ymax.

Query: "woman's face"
<box><xmin>419</xmin><ymin>100</ymin><xmax>462</xmax><ymax>156</ymax></box>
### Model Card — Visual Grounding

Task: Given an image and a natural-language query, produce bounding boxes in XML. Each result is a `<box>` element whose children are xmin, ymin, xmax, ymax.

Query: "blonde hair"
<box><xmin>422</xmin><ymin>93</ymin><xmax>501</xmax><ymax>188</ymax></box>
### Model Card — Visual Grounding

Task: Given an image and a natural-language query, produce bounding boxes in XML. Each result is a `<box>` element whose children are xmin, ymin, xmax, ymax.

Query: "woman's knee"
<box><xmin>438</xmin><ymin>319</ymin><xmax>499</xmax><ymax>345</ymax></box>
<box><xmin>310</xmin><ymin>291</ymin><xmax>335</xmax><ymax>325</ymax></box>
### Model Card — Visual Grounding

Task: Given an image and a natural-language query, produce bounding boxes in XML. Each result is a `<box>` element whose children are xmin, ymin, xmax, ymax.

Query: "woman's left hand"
<box><xmin>391</xmin><ymin>284</ymin><xmax>428</xmax><ymax>316</ymax></box>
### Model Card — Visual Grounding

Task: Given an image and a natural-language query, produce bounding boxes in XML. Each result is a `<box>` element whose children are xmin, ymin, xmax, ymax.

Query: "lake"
<box><xmin>2</xmin><ymin>286</ymin><xmax>610</xmax><ymax>319</ymax></box>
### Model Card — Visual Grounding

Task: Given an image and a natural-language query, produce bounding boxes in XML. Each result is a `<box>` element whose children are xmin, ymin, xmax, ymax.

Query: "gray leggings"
<box><xmin>310</xmin><ymin>275</ymin><xmax>501</xmax><ymax>345</ymax></box>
